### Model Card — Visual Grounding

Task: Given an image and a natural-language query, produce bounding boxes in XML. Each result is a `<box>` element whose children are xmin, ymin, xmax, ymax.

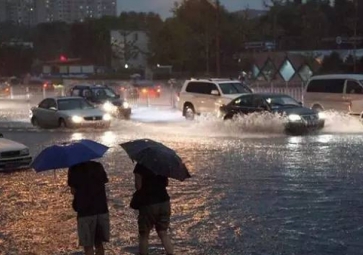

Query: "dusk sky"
<box><xmin>117</xmin><ymin>0</ymin><xmax>265</xmax><ymax>19</ymax></box>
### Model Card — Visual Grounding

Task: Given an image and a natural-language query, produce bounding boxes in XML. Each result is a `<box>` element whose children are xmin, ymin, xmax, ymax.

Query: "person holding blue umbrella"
<box><xmin>31</xmin><ymin>139</ymin><xmax>110</xmax><ymax>255</ymax></box>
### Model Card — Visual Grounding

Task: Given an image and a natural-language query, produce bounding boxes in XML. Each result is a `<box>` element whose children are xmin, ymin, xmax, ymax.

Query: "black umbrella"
<box><xmin>120</xmin><ymin>138</ymin><xmax>191</xmax><ymax>181</ymax></box>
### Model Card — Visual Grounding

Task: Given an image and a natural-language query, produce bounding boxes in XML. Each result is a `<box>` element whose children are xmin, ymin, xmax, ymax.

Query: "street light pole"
<box><xmin>215</xmin><ymin>0</ymin><xmax>221</xmax><ymax>77</ymax></box>
<box><xmin>353</xmin><ymin>0</ymin><xmax>358</xmax><ymax>73</ymax></box>
<box><xmin>206</xmin><ymin>0</ymin><xmax>221</xmax><ymax>76</ymax></box>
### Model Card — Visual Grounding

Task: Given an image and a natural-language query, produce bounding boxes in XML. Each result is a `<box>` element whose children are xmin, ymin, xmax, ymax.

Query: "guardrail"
<box><xmin>1</xmin><ymin>81</ymin><xmax>305</xmax><ymax>107</ymax></box>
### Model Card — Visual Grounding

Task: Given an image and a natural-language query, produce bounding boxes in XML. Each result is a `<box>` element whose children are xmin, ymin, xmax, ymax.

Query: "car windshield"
<box><xmin>58</xmin><ymin>99</ymin><xmax>94</xmax><ymax>111</ymax></box>
<box><xmin>264</xmin><ymin>95</ymin><xmax>300</xmax><ymax>107</ymax></box>
<box><xmin>219</xmin><ymin>82</ymin><xmax>252</xmax><ymax>94</ymax></box>
<box><xmin>91</xmin><ymin>88</ymin><xmax>117</xmax><ymax>99</ymax></box>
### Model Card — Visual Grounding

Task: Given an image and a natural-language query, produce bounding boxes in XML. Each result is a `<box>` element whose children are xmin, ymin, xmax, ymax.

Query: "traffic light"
<box><xmin>60</xmin><ymin>55</ymin><xmax>67</xmax><ymax>62</ymax></box>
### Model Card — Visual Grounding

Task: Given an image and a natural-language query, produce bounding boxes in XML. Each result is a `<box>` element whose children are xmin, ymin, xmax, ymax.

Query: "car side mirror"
<box><xmin>298</xmin><ymin>101</ymin><xmax>303</xmax><ymax>106</ymax></box>
<box><xmin>49</xmin><ymin>107</ymin><xmax>57</xmax><ymax>111</ymax></box>
<box><xmin>211</xmin><ymin>90</ymin><xmax>220</xmax><ymax>96</ymax></box>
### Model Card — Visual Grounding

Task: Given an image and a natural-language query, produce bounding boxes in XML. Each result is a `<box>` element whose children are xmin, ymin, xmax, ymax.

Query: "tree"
<box><xmin>33</xmin><ymin>22</ymin><xmax>70</xmax><ymax>60</ymax></box>
<box><xmin>111</xmin><ymin>30</ymin><xmax>144</xmax><ymax>67</ymax></box>
<box><xmin>320</xmin><ymin>52</ymin><xmax>344</xmax><ymax>73</ymax></box>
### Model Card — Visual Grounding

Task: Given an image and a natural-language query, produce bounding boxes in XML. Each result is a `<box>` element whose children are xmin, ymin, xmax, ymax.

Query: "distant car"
<box><xmin>219</xmin><ymin>93</ymin><xmax>325</xmax><ymax>134</ymax></box>
<box><xmin>30</xmin><ymin>97</ymin><xmax>112</xmax><ymax>129</ymax></box>
<box><xmin>177</xmin><ymin>78</ymin><xmax>253</xmax><ymax>120</ymax></box>
<box><xmin>0</xmin><ymin>83</ymin><xmax>10</xmax><ymax>97</ymax></box>
<box><xmin>0</xmin><ymin>133</ymin><xmax>32</xmax><ymax>171</ymax></box>
<box><xmin>131</xmin><ymin>80</ymin><xmax>161</xmax><ymax>98</ymax></box>
<box><xmin>69</xmin><ymin>84</ymin><xmax>131</xmax><ymax>119</ymax></box>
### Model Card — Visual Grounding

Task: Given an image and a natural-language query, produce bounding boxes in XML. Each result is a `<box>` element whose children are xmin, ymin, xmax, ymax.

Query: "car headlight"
<box><xmin>20</xmin><ymin>148</ymin><xmax>29</xmax><ymax>155</ymax></box>
<box><xmin>288</xmin><ymin>114</ymin><xmax>302</xmax><ymax>122</ymax></box>
<box><xmin>122</xmin><ymin>102</ymin><xmax>129</xmax><ymax>108</ymax></box>
<box><xmin>103</xmin><ymin>113</ymin><xmax>112</xmax><ymax>121</ymax></box>
<box><xmin>103</xmin><ymin>102</ymin><xmax>114</xmax><ymax>112</ymax></box>
<box><xmin>71</xmin><ymin>115</ymin><xmax>83</xmax><ymax>123</ymax></box>
<box><xmin>318</xmin><ymin>112</ymin><xmax>326</xmax><ymax>119</ymax></box>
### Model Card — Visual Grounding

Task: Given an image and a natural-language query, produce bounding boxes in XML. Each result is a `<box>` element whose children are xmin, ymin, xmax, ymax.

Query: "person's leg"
<box><xmin>139</xmin><ymin>229</ymin><xmax>151</xmax><ymax>255</ymax></box>
<box><xmin>94</xmin><ymin>213</ymin><xmax>110</xmax><ymax>255</ymax></box>
<box><xmin>77</xmin><ymin>215</ymin><xmax>97</xmax><ymax>255</ymax></box>
<box><xmin>138</xmin><ymin>207</ymin><xmax>153</xmax><ymax>255</ymax></box>
<box><xmin>84</xmin><ymin>246</ymin><xmax>94</xmax><ymax>255</ymax></box>
<box><xmin>156</xmin><ymin>230</ymin><xmax>173</xmax><ymax>255</ymax></box>
<box><xmin>155</xmin><ymin>201</ymin><xmax>173</xmax><ymax>255</ymax></box>
<box><xmin>94</xmin><ymin>242</ymin><xmax>105</xmax><ymax>255</ymax></box>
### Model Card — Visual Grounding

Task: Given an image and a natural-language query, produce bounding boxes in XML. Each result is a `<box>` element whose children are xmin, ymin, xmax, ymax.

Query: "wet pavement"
<box><xmin>1</xmin><ymin>103</ymin><xmax>363</xmax><ymax>254</ymax></box>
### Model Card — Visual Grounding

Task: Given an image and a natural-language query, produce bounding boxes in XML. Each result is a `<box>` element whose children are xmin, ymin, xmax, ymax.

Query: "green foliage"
<box><xmin>0</xmin><ymin>0</ymin><xmax>362</xmax><ymax>76</ymax></box>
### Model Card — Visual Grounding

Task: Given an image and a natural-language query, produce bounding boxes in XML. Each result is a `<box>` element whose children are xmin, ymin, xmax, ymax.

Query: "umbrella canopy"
<box><xmin>120</xmin><ymin>138</ymin><xmax>191</xmax><ymax>181</ymax></box>
<box><xmin>31</xmin><ymin>139</ymin><xmax>109</xmax><ymax>172</ymax></box>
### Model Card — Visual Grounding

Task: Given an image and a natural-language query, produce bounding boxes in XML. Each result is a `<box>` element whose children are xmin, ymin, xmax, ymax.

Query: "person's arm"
<box><xmin>134</xmin><ymin>173</ymin><xmax>142</xmax><ymax>190</ymax></box>
<box><xmin>68</xmin><ymin>168</ymin><xmax>77</xmax><ymax>194</ymax></box>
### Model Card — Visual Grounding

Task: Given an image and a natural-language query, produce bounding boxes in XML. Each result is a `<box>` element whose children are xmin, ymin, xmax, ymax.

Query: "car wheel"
<box><xmin>312</xmin><ymin>105</ymin><xmax>323</xmax><ymax>112</ymax></box>
<box><xmin>31</xmin><ymin>117</ymin><xmax>39</xmax><ymax>127</ymax></box>
<box><xmin>58</xmin><ymin>118</ymin><xmax>67</xmax><ymax>128</ymax></box>
<box><xmin>223</xmin><ymin>113</ymin><xmax>235</xmax><ymax>120</ymax></box>
<box><xmin>123</xmin><ymin>113</ymin><xmax>131</xmax><ymax>120</ymax></box>
<box><xmin>184</xmin><ymin>105</ymin><xmax>195</xmax><ymax>120</ymax></box>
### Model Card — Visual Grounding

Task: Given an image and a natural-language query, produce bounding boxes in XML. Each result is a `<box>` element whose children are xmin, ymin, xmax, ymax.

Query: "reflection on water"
<box><xmin>2</xmin><ymin>127</ymin><xmax>363</xmax><ymax>254</ymax></box>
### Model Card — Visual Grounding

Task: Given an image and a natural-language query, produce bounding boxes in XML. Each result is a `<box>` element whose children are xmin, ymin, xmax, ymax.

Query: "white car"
<box><xmin>0</xmin><ymin>133</ymin><xmax>32</xmax><ymax>171</ymax></box>
<box><xmin>177</xmin><ymin>78</ymin><xmax>253</xmax><ymax>119</ymax></box>
<box><xmin>30</xmin><ymin>97</ymin><xmax>112</xmax><ymax>128</ymax></box>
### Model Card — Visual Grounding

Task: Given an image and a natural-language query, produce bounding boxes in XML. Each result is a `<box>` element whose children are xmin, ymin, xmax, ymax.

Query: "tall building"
<box><xmin>0</xmin><ymin>0</ymin><xmax>6</xmax><ymax>22</ymax></box>
<box><xmin>1</xmin><ymin>0</ymin><xmax>117</xmax><ymax>25</ymax></box>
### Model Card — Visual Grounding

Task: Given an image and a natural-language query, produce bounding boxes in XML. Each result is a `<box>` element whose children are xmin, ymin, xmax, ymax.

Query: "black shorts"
<box><xmin>138</xmin><ymin>201</ymin><xmax>171</xmax><ymax>234</ymax></box>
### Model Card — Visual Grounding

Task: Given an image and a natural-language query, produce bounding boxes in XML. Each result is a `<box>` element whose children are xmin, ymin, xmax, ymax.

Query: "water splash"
<box><xmin>322</xmin><ymin>111</ymin><xmax>363</xmax><ymax>134</ymax></box>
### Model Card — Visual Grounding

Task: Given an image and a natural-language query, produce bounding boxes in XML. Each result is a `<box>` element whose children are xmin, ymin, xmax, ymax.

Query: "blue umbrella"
<box><xmin>31</xmin><ymin>139</ymin><xmax>109</xmax><ymax>172</ymax></box>
<box><xmin>120</xmin><ymin>138</ymin><xmax>191</xmax><ymax>181</ymax></box>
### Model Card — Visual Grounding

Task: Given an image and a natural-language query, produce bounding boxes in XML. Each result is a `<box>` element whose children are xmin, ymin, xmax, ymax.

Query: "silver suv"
<box><xmin>177</xmin><ymin>78</ymin><xmax>252</xmax><ymax>119</ymax></box>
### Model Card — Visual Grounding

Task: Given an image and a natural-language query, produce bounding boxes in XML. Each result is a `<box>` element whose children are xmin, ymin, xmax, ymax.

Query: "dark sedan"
<box><xmin>219</xmin><ymin>93</ymin><xmax>325</xmax><ymax>134</ymax></box>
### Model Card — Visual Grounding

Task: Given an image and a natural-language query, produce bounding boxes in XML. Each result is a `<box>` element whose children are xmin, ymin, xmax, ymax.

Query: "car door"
<box><xmin>184</xmin><ymin>82</ymin><xmax>208</xmax><ymax>114</ymax></box>
<box><xmin>251</xmin><ymin>95</ymin><xmax>270</xmax><ymax>113</ymax></box>
<box><xmin>344</xmin><ymin>80</ymin><xmax>363</xmax><ymax>114</ymax></box>
<box><xmin>44</xmin><ymin>99</ymin><xmax>59</xmax><ymax>126</ymax></box>
<box><xmin>203</xmin><ymin>83</ymin><xmax>221</xmax><ymax>113</ymax></box>
<box><xmin>227</xmin><ymin>94</ymin><xmax>254</xmax><ymax>116</ymax></box>
<box><xmin>34</xmin><ymin>99</ymin><xmax>51</xmax><ymax>125</ymax></box>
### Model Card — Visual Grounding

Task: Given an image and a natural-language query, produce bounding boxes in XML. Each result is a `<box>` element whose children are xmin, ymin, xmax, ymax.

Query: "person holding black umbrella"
<box><xmin>133</xmin><ymin>163</ymin><xmax>174</xmax><ymax>255</ymax></box>
<box><xmin>121</xmin><ymin>139</ymin><xmax>191</xmax><ymax>255</ymax></box>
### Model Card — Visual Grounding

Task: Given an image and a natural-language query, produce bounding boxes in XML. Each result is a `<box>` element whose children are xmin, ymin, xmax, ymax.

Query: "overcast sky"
<box><xmin>117</xmin><ymin>0</ymin><xmax>265</xmax><ymax>19</ymax></box>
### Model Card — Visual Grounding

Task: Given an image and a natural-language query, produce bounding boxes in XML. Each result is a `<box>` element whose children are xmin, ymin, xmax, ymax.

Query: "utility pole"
<box><xmin>215</xmin><ymin>0</ymin><xmax>221</xmax><ymax>77</ymax></box>
<box><xmin>353</xmin><ymin>0</ymin><xmax>358</xmax><ymax>73</ymax></box>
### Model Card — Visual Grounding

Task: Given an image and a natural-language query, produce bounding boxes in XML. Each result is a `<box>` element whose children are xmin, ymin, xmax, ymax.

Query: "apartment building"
<box><xmin>0</xmin><ymin>0</ymin><xmax>117</xmax><ymax>25</ymax></box>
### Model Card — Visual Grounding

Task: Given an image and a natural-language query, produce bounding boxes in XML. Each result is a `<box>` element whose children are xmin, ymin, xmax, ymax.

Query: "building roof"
<box><xmin>310</xmin><ymin>74</ymin><xmax>363</xmax><ymax>80</ymax></box>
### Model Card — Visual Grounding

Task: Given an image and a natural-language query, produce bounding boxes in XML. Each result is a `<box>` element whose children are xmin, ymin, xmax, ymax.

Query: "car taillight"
<box><xmin>43</xmin><ymin>83</ymin><xmax>48</xmax><ymax>88</ymax></box>
<box><xmin>157</xmin><ymin>88</ymin><xmax>161</xmax><ymax>92</ymax></box>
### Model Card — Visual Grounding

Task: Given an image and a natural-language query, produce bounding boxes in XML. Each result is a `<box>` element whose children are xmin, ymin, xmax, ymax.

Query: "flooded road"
<box><xmin>1</xmin><ymin>108</ymin><xmax>363</xmax><ymax>254</ymax></box>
